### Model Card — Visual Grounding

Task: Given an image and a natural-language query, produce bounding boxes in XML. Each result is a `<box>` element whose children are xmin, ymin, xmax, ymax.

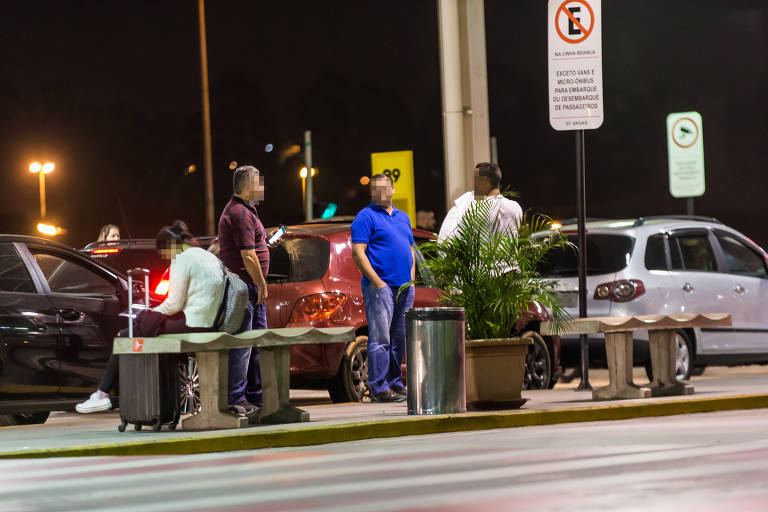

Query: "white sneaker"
<box><xmin>75</xmin><ymin>390</ymin><xmax>112</xmax><ymax>413</ymax></box>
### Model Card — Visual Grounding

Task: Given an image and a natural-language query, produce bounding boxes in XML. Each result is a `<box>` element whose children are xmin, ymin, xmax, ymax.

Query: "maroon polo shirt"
<box><xmin>217</xmin><ymin>196</ymin><xmax>270</xmax><ymax>285</ymax></box>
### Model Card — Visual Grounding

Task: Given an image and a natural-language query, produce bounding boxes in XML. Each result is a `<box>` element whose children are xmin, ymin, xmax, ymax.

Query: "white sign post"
<box><xmin>667</xmin><ymin>111</ymin><xmax>705</xmax><ymax>200</ymax></box>
<box><xmin>548</xmin><ymin>0</ymin><xmax>603</xmax><ymax>130</ymax></box>
<box><xmin>547</xmin><ymin>0</ymin><xmax>603</xmax><ymax>391</ymax></box>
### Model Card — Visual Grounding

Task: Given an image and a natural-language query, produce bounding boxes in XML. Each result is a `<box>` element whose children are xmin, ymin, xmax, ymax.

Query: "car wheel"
<box><xmin>691</xmin><ymin>365</ymin><xmax>706</xmax><ymax>376</ymax></box>
<box><xmin>179</xmin><ymin>354</ymin><xmax>201</xmax><ymax>415</ymax></box>
<box><xmin>522</xmin><ymin>331</ymin><xmax>551</xmax><ymax>390</ymax></box>
<box><xmin>0</xmin><ymin>412</ymin><xmax>50</xmax><ymax>426</ymax></box>
<box><xmin>644</xmin><ymin>330</ymin><xmax>694</xmax><ymax>382</ymax></box>
<box><xmin>328</xmin><ymin>336</ymin><xmax>369</xmax><ymax>403</ymax></box>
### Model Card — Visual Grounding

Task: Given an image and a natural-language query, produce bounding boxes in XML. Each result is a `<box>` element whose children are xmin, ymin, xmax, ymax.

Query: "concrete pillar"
<box><xmin>438</xmin><ymin>0</ymin><xmax>491</xmax><ymax>212</ymax></box>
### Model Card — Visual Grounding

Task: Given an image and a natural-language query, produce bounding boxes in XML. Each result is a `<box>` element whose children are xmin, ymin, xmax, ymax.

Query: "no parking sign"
<box><xmin>548</xmin><ymin>0</ymin><xmax>604</xmax><ymax>131</ymax></box>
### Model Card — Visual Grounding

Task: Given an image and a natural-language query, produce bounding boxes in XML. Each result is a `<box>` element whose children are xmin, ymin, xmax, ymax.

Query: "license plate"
<box><xmin>558</xmin><ymin>291</ymin><xmax>578</xmax><ymax>308</ymax></box>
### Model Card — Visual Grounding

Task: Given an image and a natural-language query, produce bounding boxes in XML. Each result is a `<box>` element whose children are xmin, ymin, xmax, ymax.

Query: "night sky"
<box><xmin>1</xmin><ymin>1</ymin><xmax>767</xmax><ymax>248</ymax></box>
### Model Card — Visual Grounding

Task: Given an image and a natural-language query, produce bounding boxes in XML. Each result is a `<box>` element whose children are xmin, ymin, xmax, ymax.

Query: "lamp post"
<box><xmin>299</xmin><ymin>166</ymin><xmax>316</xmax><ymax>216</ymax></box>
<box><xmin>29</xmin><ymin>162</ymin><xmax>54</xmax><ymax>218</ymax></box>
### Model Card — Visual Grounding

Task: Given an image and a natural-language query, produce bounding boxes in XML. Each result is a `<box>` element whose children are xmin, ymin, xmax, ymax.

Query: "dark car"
<box><xmin>0</xmin><ymin>235</ymin><xmax>131</xmax><ymax>424</ymax></box>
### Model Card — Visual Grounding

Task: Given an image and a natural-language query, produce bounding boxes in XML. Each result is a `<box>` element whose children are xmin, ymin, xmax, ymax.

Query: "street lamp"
<box><xmin>299</xmin><ymin>167</ymin><xmax>316</xmax><ymax>215</ymax></box>
<box><xmin>29</xmin><ymin>162</ymin><xmax>54</xmax><ymax>218</ymax></box>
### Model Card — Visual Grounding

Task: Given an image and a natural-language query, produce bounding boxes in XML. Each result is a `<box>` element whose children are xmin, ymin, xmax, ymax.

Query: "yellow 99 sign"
<box><xmin>370</xmin><ymin>150</ymin><xmax>416</xmax><ymax>222</ymax></box>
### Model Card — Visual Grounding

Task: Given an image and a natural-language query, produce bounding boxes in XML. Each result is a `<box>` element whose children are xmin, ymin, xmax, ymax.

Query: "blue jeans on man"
<box><xmin>228</xmin><ymin>283</ymin><xmax>265</xmax><ymax>406</ymax></box>
<box><xmin>362</xmin><ymin>284</ymin><xmax>415</xmax><ymax>396</ymax></box>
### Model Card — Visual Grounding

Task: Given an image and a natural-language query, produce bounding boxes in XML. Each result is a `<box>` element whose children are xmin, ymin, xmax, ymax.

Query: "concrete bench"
<box><xmin>541</xmin><ymin>313</ymin><xmax>732</xmax><ymax>400</ymax></box>
<box><xmin>113</xmin><ymin>327</ymin><xmax>355</xmax><ymax>430</ymax></box>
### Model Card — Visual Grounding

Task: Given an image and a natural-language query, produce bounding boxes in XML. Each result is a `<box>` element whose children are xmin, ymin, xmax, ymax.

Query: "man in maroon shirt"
<box><xmin>218</xmin><ymin>165</ymin><xmax>270</xmax><ymax>411</ymax></box>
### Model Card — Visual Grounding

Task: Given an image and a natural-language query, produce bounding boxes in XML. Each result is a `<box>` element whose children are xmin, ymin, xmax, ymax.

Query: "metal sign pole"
<box><xmin>575</xmin><ymin>129</ymin><xmax>591</xmax><ymax>391</ymax></box>
<box><xmin>304</xmin><ymin>130</ymin><xmax>313</xmax><ymax>222</ymax></box>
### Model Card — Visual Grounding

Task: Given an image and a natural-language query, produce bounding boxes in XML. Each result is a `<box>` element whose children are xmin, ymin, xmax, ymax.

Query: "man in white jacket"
<box><xmin>438</xmin><ymin>162</ymin><xmax>522</xmax><ymax>243</ymax></box>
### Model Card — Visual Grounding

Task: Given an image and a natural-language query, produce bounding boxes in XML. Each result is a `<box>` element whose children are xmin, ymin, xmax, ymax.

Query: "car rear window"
<box><xmin>537</xmin><ymin>234</ymin><xmax>635</xmax><ymax>277</ymax></box>
<box><xmin>268</xmin><ymin>238</ymin><xmax>330</xmax><ymax>283</ymax></box>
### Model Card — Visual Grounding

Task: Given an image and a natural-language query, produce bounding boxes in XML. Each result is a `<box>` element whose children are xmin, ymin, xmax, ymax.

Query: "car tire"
<box><xmin>691</xmin><ymin>364</ymin><xmax>706</xmax><ymax>376</ymax></box>
<box><xmin>0</xmin><ymin>412</ymin><xmax>50</xmax><ymax>426</ymax></box>
<box><xmin>179</xmin><ymin>354</ymin><xmax>201</xmax><ymax>415</ymax></box>
<box><xmin>522</xmin><ymin>331</ymin><xmax>551</xmax><ymax>390</ymax></box>
<box><xmin>328</xmin><ymin>336</ymin><xmax>369</xmax><ymax>403</ymax></box>
<box><xmin>644</xmin><ymin>330</ymin><xmax>694</xmax><ymax>382</ymax></box>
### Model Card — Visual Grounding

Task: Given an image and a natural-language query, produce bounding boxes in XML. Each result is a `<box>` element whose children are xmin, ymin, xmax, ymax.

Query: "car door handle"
<box><xmin>734</xmin><ymin>284</ymin><xmax>746</xmax><ymax>294</ymax></box>
<box><xmin>57</xmin><ymin>309</ymin><xmax>85</xmax><ymax>322</ymax></box>
<box><xmin>682</xmin><ymin>282</ymin><xmax>694</xmax><ymax>292</ymax></box>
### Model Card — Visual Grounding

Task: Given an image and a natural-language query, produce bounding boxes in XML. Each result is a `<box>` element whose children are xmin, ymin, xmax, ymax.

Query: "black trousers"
<box><xmin>100</xmin><ymin>310</ymin><xmax>214</xmax><ymax>393</ymax></box>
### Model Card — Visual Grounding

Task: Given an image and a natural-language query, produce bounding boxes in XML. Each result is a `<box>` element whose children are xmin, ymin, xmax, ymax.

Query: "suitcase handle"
<box><xmin>127</xmin><ymin>268</ymin><xmax>151</xmax><ymax>338</ymax></box>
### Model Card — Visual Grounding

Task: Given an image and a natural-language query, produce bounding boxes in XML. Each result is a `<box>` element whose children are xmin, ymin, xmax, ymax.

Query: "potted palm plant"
<box><xmin>415</xmin><ymin>197</ymin><xmax>570</xmax><ymax>410</ymax></box>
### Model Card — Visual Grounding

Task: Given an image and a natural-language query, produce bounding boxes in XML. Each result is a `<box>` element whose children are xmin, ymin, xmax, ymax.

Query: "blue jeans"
<box><xmin>228</xmin><ymin>283</ymin><xmax>266</xmax><ymax>406</ymax></box>
<box><xmin>362</xmin><ymin>284</ymin><xmax>415</xmax><ymax>396</ymax></box>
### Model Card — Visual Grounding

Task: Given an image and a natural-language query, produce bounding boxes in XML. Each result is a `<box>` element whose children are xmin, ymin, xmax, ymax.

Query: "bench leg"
<box><xmin>258</xmin><ymin>346</ymin><xmax>309</xmax><ymax>424</ymax></box>
<box><xmin>182</xmin><ymin>350</ymin><xmax>249</xmax><ymax>431</ymax></box>
<box><xmin>648</xmin><ymin>329</ymin><xmax>694</xmax><ymax>397</ymax></box>
<box><xmin>593</xmin><ymin>331</ymin><xmax>651</xmax><ymax>400</ymax></box>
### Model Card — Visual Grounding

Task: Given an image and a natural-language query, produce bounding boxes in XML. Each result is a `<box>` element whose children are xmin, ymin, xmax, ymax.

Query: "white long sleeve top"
<box><xmin>438</xmin><ymin>191</ymin><xmax>523</xmax><ymax>242</ymax></box>
<box><xmin>152</xmin><ymin>247</ymin><xmax>226</xmax><ymax>328</ymax></box>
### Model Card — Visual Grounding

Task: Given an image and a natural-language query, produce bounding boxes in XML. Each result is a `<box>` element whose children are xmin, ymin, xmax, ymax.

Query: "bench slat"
<box><xmin>114</xmin><ymin>326</ymin><xmax>355</xmax><ymax>354</ymax></box>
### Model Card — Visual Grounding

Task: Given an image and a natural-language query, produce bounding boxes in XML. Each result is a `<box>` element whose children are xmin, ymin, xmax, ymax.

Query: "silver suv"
<box><xmin>538</xmin><ymin>216</ymin><xmax>768</xmax><ymax>380</ymax></box>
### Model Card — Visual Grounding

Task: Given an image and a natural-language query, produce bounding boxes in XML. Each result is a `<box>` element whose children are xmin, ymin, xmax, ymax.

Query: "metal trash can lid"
<box><xmin>405</xmin><ymin>307</ymin><xmax>465</xmax><ymax>321</ymax></box>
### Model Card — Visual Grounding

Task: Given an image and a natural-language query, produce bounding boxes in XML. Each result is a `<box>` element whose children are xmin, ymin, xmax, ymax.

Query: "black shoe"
<box><xmin>373</xmin><ymin>389</ymin><xmax>406</xmax><ymax>403</ymax></box>
<box><xmin>228</xmin><ymin>404</ymin><xmax>247</xmax><ymax>416</ymax></box>
<box><xmin>233</xmin><ymin>400</ymin><xmax>260</xmax><ymax>414</ymax></box>
<box><xmin>392</xmin><ymin>386</ymin><xmax>407</xmax><ymax>399</ymax></box>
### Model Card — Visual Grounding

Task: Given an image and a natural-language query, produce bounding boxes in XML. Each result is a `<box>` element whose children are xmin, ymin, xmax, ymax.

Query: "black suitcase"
<box><xmin>118</xmin><ymin>353</ymin><xmax>181</xmax><ymax>432</ymax></box>
<box><xmin>117</xmin><ymin>268</ymin><xmax>181</xmax><ymax>432</ymax></box>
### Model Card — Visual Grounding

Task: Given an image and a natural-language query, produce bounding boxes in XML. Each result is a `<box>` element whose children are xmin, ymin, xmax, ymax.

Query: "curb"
<box><xmin>4</xmin><ymin>393</ymin><xmax>768</xmax><ymax>459</ymax></box>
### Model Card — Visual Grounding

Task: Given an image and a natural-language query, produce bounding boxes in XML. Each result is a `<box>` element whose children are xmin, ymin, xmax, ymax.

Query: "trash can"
<box><xmin>405</xmin><ymin>307</ymin><xmax>466</xmax><ymax>415</ymax></box>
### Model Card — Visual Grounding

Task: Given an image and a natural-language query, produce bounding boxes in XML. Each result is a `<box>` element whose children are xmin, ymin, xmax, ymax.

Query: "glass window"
<box><xmin>716</xmin><ymin>233</ymin><xmax>768</xmax><ymax>278</ymax></box>
<box><xmin>673</xmin><ymin>234</ymin><xmax>717</xmax><ymax>272</ymax></box>
<box><xmin>644</xmin><ymin>235</ymin><xmax>668</xmax><ymax>271</ymax></box>
<box><xmin>267</xmin><ymin>238</ymin><xmax>330</xmax><ymax>283</ymax></box>
<box><xmin>0</xmin><ymin>243</ymin><xmax>36</xmax><ymax>293</ymax></box>
<box><xmin>537</xmin><ymin>234</ymin><xmax>635</xmax><ymax>277</ymax></box>
<box><xmin>33</xmin><ymin>252</ymin><xmax>116</xmax><ymax>295</ymax></box>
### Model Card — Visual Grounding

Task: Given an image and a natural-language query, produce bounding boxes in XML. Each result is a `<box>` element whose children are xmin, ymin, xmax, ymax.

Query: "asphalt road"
<box><xmin>3</xmin><ymin>408</ymin><xmax>768</xmax><ymax>511</ymax></box>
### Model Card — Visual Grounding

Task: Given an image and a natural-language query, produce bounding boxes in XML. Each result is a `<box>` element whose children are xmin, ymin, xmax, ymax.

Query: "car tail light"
<box><xmin>289</xmin><ymin>292</ymin><xmax>347</xmax><ymax>322</ymax></box>
<box><xmin>153</xmin><ymin>267</ymin><xmax>171</xmax><ymax>297</ymax></box>
<box><xmin>594</xmin><ymin>279</ymin><xmax>645</xmax><ymax>302</ymax></box>
<box><xmin>91</xmin><ymin>248</ymin><xmax>120</xmax><ymax>255</ymax></box>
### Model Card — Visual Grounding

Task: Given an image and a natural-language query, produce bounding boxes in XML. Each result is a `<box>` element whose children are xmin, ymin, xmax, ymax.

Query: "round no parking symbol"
<box><xmin>555</xmin><ymin>0</ymin><xmax>595</xmax><ymax>44</ymax></box>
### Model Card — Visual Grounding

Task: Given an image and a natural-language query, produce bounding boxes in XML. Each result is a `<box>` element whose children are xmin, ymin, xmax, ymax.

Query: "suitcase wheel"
<box><xmin>118</xmin><ymin>418</ymin><xmax>128</xmax><ymax>433</ymax></box>
<box><xmin>169</xmin><ymin>421</ymin><xmax>178</xmax><ymax>431</ymax></box>
<box><xmin>134</xmin><ymin>423</ymin><xmax>142</xmax><ymax>431</ymax></box>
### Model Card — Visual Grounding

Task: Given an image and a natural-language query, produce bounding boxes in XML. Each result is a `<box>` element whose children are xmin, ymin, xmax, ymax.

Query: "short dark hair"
<box><xmin>370</xmin><ymin>173</ymin><xmax>393</xmax><ymax>186</ymax></box>
<box><xmin>475</xmin><ymin>162</ymin><xmax>502</xmax><ymax>189</ymax></box>
<box><xmin>156</xmin><ymin>220</ymin><xmax>198</xmax><ymax>251</ymax></box>
<box><xmin>233</xmin><ymin>165</ymin><xmax>260</xmax><ymax>194</ymax></box>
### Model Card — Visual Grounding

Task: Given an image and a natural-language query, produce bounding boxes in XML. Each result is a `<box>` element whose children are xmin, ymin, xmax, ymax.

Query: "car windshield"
<box><xmin>267</xmin><ymin>237</ymin><xmax>330</xmax><ymax>283</ymax></box>
<box><xmin>537</xmin><ymin>234</ymin><xmax>635</xmax><ymax>277</ymax></box>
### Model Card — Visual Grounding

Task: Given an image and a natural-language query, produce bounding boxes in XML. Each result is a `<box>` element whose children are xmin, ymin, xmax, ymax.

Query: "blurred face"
<box><xmin>242</xmin><ymin>174</ymin><xmax>265</xmax><ymax>205</ymax></box>
<box><xmin>473</xmin><ymin>170</ymin><xmax>493</xmax><ymax>196</ymax></box>
<box><xmin>158</xmin><ymin>240</ymin><xmax>184</xmax><ymax>261</ymax></box>
<box><xmin>370</xmin><ymin>178</ymin><xmax>394</xmax><ymax>206</ymax></box>
<box><xmin>106</xmin><ymin>227</ymin><xmax>120</xmax><ymax>241</ymax></box>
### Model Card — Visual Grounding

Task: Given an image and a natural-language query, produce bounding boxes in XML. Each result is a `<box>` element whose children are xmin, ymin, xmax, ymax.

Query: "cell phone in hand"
<box><xmin>268</xmin><ymin>225</ymin><xmax>286</xmax><ymax>245</ymax></box>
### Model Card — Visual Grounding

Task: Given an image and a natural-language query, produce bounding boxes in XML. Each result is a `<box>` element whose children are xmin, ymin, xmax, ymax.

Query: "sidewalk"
<box><xmin>2</xmin><ymin>367</ymin><xmax>768</xmax><ymax>458</ymax></box>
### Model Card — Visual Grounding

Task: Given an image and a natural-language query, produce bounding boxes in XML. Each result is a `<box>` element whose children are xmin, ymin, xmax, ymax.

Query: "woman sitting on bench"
<box><xmin>76</xmin><ymin>220</ymin><xmax>225</xmax><ymax>413</ymax></box>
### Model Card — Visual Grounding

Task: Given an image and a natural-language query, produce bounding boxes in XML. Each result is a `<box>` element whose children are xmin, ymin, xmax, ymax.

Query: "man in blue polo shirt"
<box><xmin>351</xmin><ymin>173</ymin><xmax>415</xmax><ymax>403</ymax></box>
